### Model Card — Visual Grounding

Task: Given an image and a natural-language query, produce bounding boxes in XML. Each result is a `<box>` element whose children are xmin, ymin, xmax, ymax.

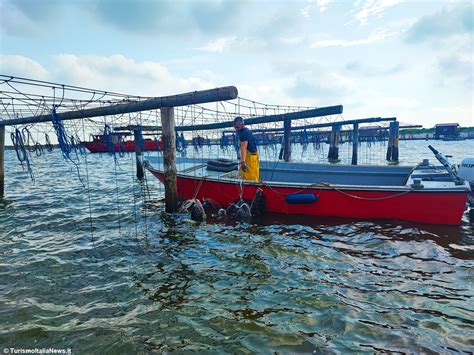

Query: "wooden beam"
<box><xmin>177</xmin><ymin>105</ymin><xmax>343</xmax><ymax>131</ymax></box>
<box><xmin>224</xmin><ymin>117</ymin><xmax>395</xmax><ymax>134</ymax></box>
<box><xmin>0</xmin><ymin>86</ymin><xmax>238</xmax><ymax>126</ymax></box>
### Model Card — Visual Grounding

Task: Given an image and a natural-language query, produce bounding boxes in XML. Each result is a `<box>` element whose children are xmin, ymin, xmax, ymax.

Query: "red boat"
<box><xmin>82</xmin><ymin>133</ymin><xmax>163</xmax><ymax>153</ymax></box>
<box><xmin>144</xmin><ymin>155</ymin><xmax>471</xmax><ymax>225</ymax></box>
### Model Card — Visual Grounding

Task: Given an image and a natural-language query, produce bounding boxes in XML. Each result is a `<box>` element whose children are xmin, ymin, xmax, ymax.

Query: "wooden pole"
<box><xmin>283</xmin><ymin>117</ymin><xmax>291</xmax><ymax>162</ymax></box>
<box><xmin>161</xmin><ymin>107</ymin><xmax>178</xmax><ymax>213</ymax></box>
<box><xmin>328</xmin><ymin>124</ymin><xmax>341</xmax><ymax>162</ymax></box>
<box><xmin>0</xmin><ymin>126</ymin><xmax>4</xmax><ymax>198</ymax></box>
<box><xmin>392</xmin><ymin>121</ymin><xmax>399</xmax><ymax>161</ymax></box>
<box><xmin>133</xmin><ymin>129</ymin><xmax>144</xmax><ymax>180</ymax></box>
<box><xmin>352</xmin><ymin>123</ymin><xmax>358</xmax><ymax>165</ymax></box>
<box><xmin>386</xmin><ymin>121</ymin><xmax>400</xmax><ymax>162</ymax></box>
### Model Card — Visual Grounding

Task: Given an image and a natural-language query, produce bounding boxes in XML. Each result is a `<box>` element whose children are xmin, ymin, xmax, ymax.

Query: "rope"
<box><xmin>81</xmin><ymin>118</ymin><xmax>94</xmax><ymax>241</ymax></box>
<box><xmin>51</xmin><ymin>107</ymin><xmax>85</xmax><ymax>186</ymax></box>
<box><xmin>45</xmin><ymin>133</ymin><xmax>53</xmax><ymax>152</ymax></box>
<box><xmin>10</xmin><ymin>128</ymin><xmax>35</xmax><ymax>181</ymax></box>
<box><xmin>261</xmin><ymin>180</ymin><xmax>412</xmax><ymax>201</ymax></box>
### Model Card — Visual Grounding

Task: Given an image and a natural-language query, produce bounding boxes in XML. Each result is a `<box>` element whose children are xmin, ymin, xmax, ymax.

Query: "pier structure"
<box><xmin>0</xmin><ymin>77</ymin><xmax>345</xmax><ymax>212</ymax></box>
<box><xmin>0</xmin><ymin>80</ymin><xmax>238</xmax><ymax>212</ymax></box>
<box><xmin>0</xmin><ymin>75</ymin><xmax>417</xmax><ymax>212</ymax></box>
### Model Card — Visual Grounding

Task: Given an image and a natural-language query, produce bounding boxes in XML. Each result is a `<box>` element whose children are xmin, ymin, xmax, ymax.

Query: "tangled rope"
<box><xmin>11</xmin><ymin>128</ymin><xmax>35</xmax><ymax>181</ymax></box>
<box><xmin>51</xmin><ymin>107</ymin><xmax>84</xmax><ymax>186</ymax></box>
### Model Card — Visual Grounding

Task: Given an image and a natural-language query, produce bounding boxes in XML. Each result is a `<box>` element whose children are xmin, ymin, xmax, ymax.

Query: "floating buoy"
<box><xmin>285</xmin><ymin>193</ymin><xmax>318</xmax><ymax>204</ymax></box>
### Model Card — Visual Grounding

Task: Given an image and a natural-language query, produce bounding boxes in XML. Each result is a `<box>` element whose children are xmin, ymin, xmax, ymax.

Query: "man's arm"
<box><xmin>240</xmin><ymin>140</ymin><xmax>248</xmax><ymax>165</ymax></box>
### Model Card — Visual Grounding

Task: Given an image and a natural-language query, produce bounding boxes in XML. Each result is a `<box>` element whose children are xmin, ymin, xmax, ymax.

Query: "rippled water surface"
<box><xmin>1</xmin><ymin>140</ymin><xmax>473</xmax><ymax>353</ymax></box>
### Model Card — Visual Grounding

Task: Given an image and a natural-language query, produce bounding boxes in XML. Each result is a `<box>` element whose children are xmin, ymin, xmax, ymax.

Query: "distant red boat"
<box><xmin>145</xmin><ymin>156</ymin><xmax>471</xmax><ymax>225</ymax></box>
<box><xmin>82</xmin><ymin>133</ymin><xmax>163</xmax><ymax>153</ymax></box>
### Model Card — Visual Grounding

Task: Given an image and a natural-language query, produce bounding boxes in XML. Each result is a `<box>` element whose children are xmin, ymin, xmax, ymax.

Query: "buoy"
<box><xmin>286</xmin><ymin>193</ymin><xmax>318</xmax><ymax>204</ymax></box>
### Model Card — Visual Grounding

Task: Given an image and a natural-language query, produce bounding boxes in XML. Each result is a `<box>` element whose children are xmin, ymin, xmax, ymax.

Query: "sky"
<box><xmin>0</xmin><ymin>0</ymin><xmax>473</xmax><ymax>128</ymax></box>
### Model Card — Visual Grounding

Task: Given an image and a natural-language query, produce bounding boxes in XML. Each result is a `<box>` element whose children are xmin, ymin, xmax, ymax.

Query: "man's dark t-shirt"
<box><xmin>238</xmin><ymin>127</ymin><xmax>257</xmax><ymax>153</ymax></box>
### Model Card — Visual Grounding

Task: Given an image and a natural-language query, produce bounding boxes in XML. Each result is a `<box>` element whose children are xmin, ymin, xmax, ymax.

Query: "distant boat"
<box><xmin>82</xmin><ymin>133</ymin><xmax>163</xmax><ymax>153</ymax></box>
<box><xmin>145</xmin><ymin>156</ymin><xmax>471</xmax><ymax>225</ymax></box>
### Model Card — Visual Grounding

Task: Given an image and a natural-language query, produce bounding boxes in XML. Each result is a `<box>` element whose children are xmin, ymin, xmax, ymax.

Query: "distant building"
<box><xmin>434</xmin><ymin>123</ymin><xmax>459</xmax><ymax>139</ymax></box>
<box><xmin>359</xmin><ymin>125</ymin><xmax>385</xmax><ymax>140</ymax></box>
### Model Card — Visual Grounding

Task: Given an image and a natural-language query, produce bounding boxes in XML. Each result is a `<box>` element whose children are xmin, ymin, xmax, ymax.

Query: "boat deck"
<box><xmin>144</xmin><ymin>156</ymin><xmax>468</xmax><ymax>191</ymax></box>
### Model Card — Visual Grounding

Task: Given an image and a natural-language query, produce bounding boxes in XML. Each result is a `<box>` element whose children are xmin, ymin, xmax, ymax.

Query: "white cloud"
<box><xmin>318</xmin><ymin>0</ymin><xmax>334</xmax><ymax>12</ymax></box>
<box><xmin>301</xmin><ymin>0</ymin><xmax>334</xmax><ymax>18</ymax></box>
<box><xmin>354</xmin><ymin>0</ymin><xmax>404</xmax><ymax>26</ymax></box>
<box><xmin>196</xmin><ymin>37</ymin><xmax>236</xmax><ymax>53</ymax></box>
<box><xmin>52</xmin><ymin>54</ymin><xmax>216</xmax><ymax>97</ymax></box>
<box><xmin>0</xmin><ymin>55</ymin><xmax>49</xmax><ymax>80</ymax></box>
<box><xmin>311</xmin><ymin>28</ymin><xmax>392</xmax><ymax>48</ymax></box>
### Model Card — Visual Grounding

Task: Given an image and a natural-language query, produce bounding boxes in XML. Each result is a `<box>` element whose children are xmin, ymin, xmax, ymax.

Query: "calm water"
<box><xmin>1</xmin><ymin>140</ymin><xmax>473</xmax><ymax>353</ymax></box>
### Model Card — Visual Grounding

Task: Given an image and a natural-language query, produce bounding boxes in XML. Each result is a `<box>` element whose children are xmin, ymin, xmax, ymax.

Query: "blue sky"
<box><xmin>0</xmin><ymin>0</ymin><xmax>472</xmax><ymax>127</ymax></box>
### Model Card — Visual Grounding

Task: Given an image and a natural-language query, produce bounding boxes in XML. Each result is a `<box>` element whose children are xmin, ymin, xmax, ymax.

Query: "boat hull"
<box><xmin>148</xmin><ymin>170</ymin><xmax>468</xmax><ymax>225</ymax></box>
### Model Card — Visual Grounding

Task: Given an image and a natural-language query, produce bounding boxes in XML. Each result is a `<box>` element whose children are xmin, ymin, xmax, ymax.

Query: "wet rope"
<box><xmin>260</xmin><ymin>180</ymin><xmax>412</xmax><ymax>201</ymax></box>
<box><xmin>11</xmin><ymin>128</ymin><xmax>35</xmax><ymax>181</ymax></box>
<box><xmin>51</xmin><ymin>107</ymin><xmax>85</xmax><ymax>186</ymax></box>
<box><xmin>81</xmin><ymin>118</ymin><xmax>94</xmax><ymax>241</ymax></box>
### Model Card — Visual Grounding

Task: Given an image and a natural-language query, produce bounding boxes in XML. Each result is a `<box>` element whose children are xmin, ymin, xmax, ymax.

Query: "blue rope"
<box><xmin>176</xmin><ymin>133</ymin><xmax>187</xmax><ymax>154</ymax></box>
<box><xmin>220</xmin><ymin>132</ymin><xmax>229</xmax><ymax>150</ymax></box>
<box><xmin>51</xmin><ymin>107</ymin><xmax>85</xmax><ymax>186</ymax></box>
<box><xmin>11</xmin><ymin>128</ymin><xmax>35</xmax><ymax>181</ymax></box>
<box><xmin>45</xmin><ymin>133</ymin><xmax>53</xmax><ymax>152</ymax></box>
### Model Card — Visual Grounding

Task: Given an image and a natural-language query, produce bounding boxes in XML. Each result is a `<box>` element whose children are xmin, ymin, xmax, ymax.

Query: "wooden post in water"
<box><xmin>0</xmin><ymin>126</ymin><xmax>4</xmax><ymax>198</ymax></box>
<box><xmin>283</xmin><ymin>117</ymin><xmax>291</xmax><ymax>162</ymax></box>
<box><xmin>327</xmin><ymin>124</ymin><xmax>341</xmax><ymax>162</ymax></box>
<box><xmin>352</xmin><ymin>123</ymin><xmax>359</xmax><ymax>165</ymax></box>
<box><xmin>386</xmin><ymin>121</ymin><xmax>400</xmax><ymax>163</ymax></box>
<box><xmin>161</xmin><ymin>107</ymin><xmax>178</xmax><ymax>213</ymax></box>
<box><xmin>133</xmin><ymin>129</ymin><xmax>144</xmax><ymax>180</ymax></box>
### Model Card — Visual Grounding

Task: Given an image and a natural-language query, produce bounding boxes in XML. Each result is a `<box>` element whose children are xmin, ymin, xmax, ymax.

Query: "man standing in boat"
<box><xmin>233</xmin><ymin>116</ymin><xmax>259</xmax><ymax>181</ymax></box>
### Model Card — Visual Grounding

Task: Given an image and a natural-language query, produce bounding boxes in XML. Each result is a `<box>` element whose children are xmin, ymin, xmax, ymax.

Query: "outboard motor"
<box><xmin>458</xmin><ymin>158</ymin><xmax>474</xmax><ymax>186</ymax></box>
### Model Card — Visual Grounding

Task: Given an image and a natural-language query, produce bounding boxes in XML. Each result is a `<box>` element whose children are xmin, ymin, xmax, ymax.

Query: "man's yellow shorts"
<box><xmin>241</xmin><ymin>151</ymin><xmax>259</xmax><ymax>181</ymax></box>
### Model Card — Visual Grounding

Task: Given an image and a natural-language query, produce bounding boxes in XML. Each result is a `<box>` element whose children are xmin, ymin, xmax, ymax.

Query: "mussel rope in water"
<box><xmin>11</xmin><ymin>128</ymin><xmax>35</xmax><ymax>181</ymax></box>
<box><xmin>81</xmin><ymin>118</ymin><xmax>94</xmax><ymax>241</ymax></box>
